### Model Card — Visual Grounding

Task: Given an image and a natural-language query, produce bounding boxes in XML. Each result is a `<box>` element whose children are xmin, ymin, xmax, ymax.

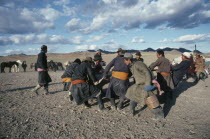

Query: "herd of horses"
<box><xmin>0</xmin><ymin>60</ymin><xmax>66</xmax><ymax>73</ymax></box>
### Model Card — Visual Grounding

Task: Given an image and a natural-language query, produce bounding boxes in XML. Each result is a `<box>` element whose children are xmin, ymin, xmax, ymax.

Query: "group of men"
<box><xmin>32</xmin><ymin>45</ymin><xmax>200</xmax><ymax>120</ymax></box>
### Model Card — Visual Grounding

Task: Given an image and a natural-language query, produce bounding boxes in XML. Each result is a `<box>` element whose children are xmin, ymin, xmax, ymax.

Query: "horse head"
<box><xmin>16</xmin><ymin>60</ymin><xmax>22</xmax><ymax>64</ymax></box>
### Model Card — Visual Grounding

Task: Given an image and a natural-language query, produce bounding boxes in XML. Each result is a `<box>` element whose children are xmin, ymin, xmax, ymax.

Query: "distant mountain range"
<box><xmin>5</xmin><ymin>47</ymin><xmax>202</xmax><ymax>56</ymax></box>
<box><xmin>87</xmin><ymin>47</ymin><xmax>202</xmax><ymax>54</ymax></box>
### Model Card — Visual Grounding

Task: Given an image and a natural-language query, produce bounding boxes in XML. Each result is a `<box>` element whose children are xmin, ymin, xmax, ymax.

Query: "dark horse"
<box><xmin>56</xmin><ymin>62</ymin><xmax>64</xmax><ymax>70</ymax></box>
<box><xmin>1</xmin><ymin>61</ymin><xmax>19</xmax><ymax>73</ymax></box>
<box><xmin>47</xmin><ymin>60</ymin><xmax>57</xmax><ymax>72</ymax></box>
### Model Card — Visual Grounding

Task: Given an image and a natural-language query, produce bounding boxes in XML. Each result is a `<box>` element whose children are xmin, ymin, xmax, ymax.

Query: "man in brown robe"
<box><xmin>124</xmin><ymin>53</ymin><xmax>164</xmax><ymax>119</ymax></box>
<box><xmin>149</xmin><ymin>50</ymin><xmax>174</xmax><ymax>102</ymax></box>
<box><xmin>195</xmin><ymin>54</ymin><xmax>205</xmax><ymax>80</ymax></box>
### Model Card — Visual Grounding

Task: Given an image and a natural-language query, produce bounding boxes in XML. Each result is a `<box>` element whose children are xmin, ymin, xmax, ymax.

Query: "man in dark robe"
<box><xmin>71</xmin><ymin>57</ymin><xmax>108</xmax><ymax>111</ymax></box>
<box><xmin>103</xmin><ymin>48</ymin><xmax>130</xmax><ymax>110</ymax></box>
<box><xmin>31</xmin><ymin>45</ymin><xmax>52</xmax><ymax>95</ymax></box>
<box><xmin>22</xmin><ymin>61</ymin><xmax>27</xmax><ymax>72</ymax></box>
<box><xmin>149</xmin><ymin>50</ymin><xmax>174</xmax><ymax>102</ymax></box>
<box><xmin>61</xmin><ymin>59</ymin><xmax>81</xmax><ymax>101</ymax></box>
<box><xmin>171</xmin><ymin>52</ymin><xmax>191</xmax><ymax>87</ymax></box>
<box><xmin>124</xmin><ymin>53</ymin><xmax>164</xmax><ymax>119</ymax></box>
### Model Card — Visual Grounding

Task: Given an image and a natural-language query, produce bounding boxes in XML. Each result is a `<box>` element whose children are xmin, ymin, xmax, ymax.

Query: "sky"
<box><xmin>0</xmin><ymin>0</ymin><xmax>210</xmax><ymax>56</ymax></box>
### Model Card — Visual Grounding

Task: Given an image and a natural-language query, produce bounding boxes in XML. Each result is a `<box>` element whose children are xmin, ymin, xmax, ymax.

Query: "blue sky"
<box><xmin>0</xmin><ymin>0</ymin><xmax>210</xmax><ymax>56</ymax></box>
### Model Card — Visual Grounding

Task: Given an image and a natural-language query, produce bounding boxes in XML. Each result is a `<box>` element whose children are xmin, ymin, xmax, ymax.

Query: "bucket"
<box><xmin>145</xmin><ymin>95</ymin><xmax>160</xmax><ymax>109</ymax></box>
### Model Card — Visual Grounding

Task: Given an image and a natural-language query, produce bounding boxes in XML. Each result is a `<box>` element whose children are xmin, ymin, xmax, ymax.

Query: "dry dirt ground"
<box><xmin>0</xmin><ymin>70</ymin><xmax>210</xmax><ymax>139</ymax></box>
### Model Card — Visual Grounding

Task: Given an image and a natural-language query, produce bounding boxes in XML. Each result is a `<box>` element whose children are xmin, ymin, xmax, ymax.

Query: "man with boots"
<box><xmin>149</xmin><ymin>50</ymin><xmax>174</xmax><ymax>102</ymax></box>
<box><xmin>70</xmin><ymin>57</ymin><xmax>108</xmax><ymax>111</ymax></box>
<box><xmin>103</xmin><ymin>48</ymin><xmax>130</xmax><ymax>110</ymax></box>
<box><xmin>31</xmin><ymin>45</ymin><xmax>52</xmax><ymax>95</ymax></box>
<box><xmin>61</xmin><ymin>59</ymin><xmax>81</xmax><ymax>101</ymax></box>
<box><xmin>124</xmin><ymin>53</ymin><xmax>164</xmax><ymax>120</ymax></box>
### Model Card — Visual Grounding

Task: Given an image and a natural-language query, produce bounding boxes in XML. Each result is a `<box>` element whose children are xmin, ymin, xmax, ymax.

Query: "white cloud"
<box><xmin>53</xmin><ymin>0</ymin><xmax>70</xmax><ymax>6</ymax></box>
<box><xmin>102</xmin><ymin>0</ymin><xmax>117</xmax><ymax>4</ymax></box>
<box><xmin>0</xmin><ymin>34</ymin><xmax>83</xmax><ymax>45</ymax></box>
<box><xmin>39</xmin><ymin>6</ymin><xmax>62</xmax><ymax>21</ymax></box>
<box><xmin>86</xmin><ymin>34</ymin><xmax>108</xmax><ymax>42</ymax></box>
<box><xmin>0</xmin><ymin>5</ymin><xmax>61</xmax><ymax>34</ymax></box>
<box><xmin>75</xmin><ymin>41</ymin><xmax>126</xmax><ymax>51</ymax></box>
<box><xmin>174</xmin><ymin>34</ymin><xmax>210</xmax><ymax>44</ymax></box>
<box><xmin>131</xmin><ymin>36</ymin><xmax>145</xmax><ymax>43</ymax></box>
<box><xmin>65</xmin><ymin>18</ymin><xmax>86</xmax><ymax>32</ymax></box>
<box><xmin>0</xmin><ymin>46</ymin><xmax>58</xmax><ymax>56</ymax></box>
<box><xmin>83</xmin><ymin>15</ymin><xmax>109</xmax><ymax>34</ymax></box>
<box><xmin>70</xmin><ymin>0</ymin><xmax>210</xmax><ymax>33</ymax></box>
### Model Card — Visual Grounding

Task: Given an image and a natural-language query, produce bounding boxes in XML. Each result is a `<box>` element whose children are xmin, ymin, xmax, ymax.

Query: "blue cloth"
<box><xmin>144</xmin><ymin>85</ymin><xmax>156</xmax><ymax>91</ymax></box>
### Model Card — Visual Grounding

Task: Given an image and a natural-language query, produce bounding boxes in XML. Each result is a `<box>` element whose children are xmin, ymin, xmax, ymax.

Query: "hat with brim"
<box><xmin>135</xmin><ymin>52</ymin><xmax>142</xmax><ymax>56</ymax></box>
<box><xmin>182</xmin><ymin>52</ymin><xmax>191</xmax><ymax>59</ymax></box>
<box><xmin>123</xmin><ymin>53</ymin><xmax>133</xmax><ymax>59</ymax></box>
<box><xmin>117</xmin><ymin>48</ymin><xmax>123</xmax><ymax>53</ymax></box>
<box><xmin>85</xmin><ymin>57</ymin><xmax>92</xmax><ymax>62</ymax></box>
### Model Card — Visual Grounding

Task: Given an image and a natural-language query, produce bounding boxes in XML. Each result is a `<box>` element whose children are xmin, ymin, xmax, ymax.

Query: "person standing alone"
<box><xmin>31</xmin><ymin>45</ymin><xmax>52</xmax><ymax>95</ymax></box>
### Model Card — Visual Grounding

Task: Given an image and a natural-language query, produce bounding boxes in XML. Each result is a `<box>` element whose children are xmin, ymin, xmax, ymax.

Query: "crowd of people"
<box><xmin>31</xmin><ymin>45</ymin><xmax>206</xmax><ymax>120</ymax></box>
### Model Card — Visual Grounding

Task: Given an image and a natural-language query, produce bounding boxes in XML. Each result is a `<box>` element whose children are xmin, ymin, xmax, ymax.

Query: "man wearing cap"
<box><xmin>134</xmin><ymin>51</ymin><xmax>144</xmax><ymax>62</ymax></box>
<box><xmin>149</xmin><ymin>50</ymin><xmax>174</xmax><ymax>102</ymax></box>
<box><xmin>31</xmin><ymin>45</ymin><xmax>52</xmax><ymax>95</ymax></box>
<box><xmin>124</xmin><ymin>53</ymin><xmax>164</xmax><ymax>119</ymax></box>
<box><xmin>70</xmin><ymin>57</ymin><xmax>108</xmax><ymax>111</ymax></box>
<box><xmin>103</xmin><ymin>48</ymin><xmax>130</xmax><ymax>110</ymax></box>
<box><xmin>171</xmin><ymin>52</ymin><xmax>191</xmax><ymax>87</ymax></box>
<box><xmin>61</xmin><ymin>58</ymin><xmax>81</xmax><ymax>101</ymax></box>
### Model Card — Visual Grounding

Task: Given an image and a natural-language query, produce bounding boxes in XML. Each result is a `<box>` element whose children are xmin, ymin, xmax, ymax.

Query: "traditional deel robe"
<box><xmin>61</xmin><ymin>62</ymin><xmax>79</xmax><ymax>91</ymax></box>
<box><xmin>195</xmin><ymin>57</ymin><xmax>205</xmax><ymax>73</ymax></box>
<box><xmin>149</xmin><ymin>57</ymin><xmax>174</xmax><ymax>91</ymax></box>
<box><xmin>126</xmin><ymin>61</ymin><xmax>156</xmax><ymax>106</ymax></box>
<box><xmin>103</xmin><ymin>56</ymin><xmax>130</xmax><ymax>99</ymax></box>
<box><xmin>36</xmin><ymin>51</ymin><xmax>52</xmax><ymax>84</ymax></box>
<box><xmin>71</xmin><ymin>62</ymin><xmax>100</xmax><ymax>105</ymax></box>
<box><xmin>171</xmin><ymin>60</ymin><xmax>191</xmax><ymax>87</ymax></box>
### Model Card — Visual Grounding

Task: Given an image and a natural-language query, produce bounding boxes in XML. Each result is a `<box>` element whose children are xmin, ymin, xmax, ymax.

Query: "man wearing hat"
<box><xmin>103</xmin><ymin>48</ymin><xmax>130</xmax><ymax>110</ymax></box>
<box><xmin>134</xmin><ymin>51</ymin><xmax>144</xmax><ymax>62</ymax></box>
<box><xmin>70</xmin><ymin>56</ymin><xmax>108</xmax><ymax>111</ymax></box>
<box><xmin>124</xmin><ymin>53</ymin><xmax>164</xmax><ymax>119</ymax></box>
<box><xmin>171</xmin><ymin>52</ymin><xmax>191</xmax><ymax>87</ymax></box>
<box><xmin>31</xmin><ymin>45</ymin><xmax>52</xmax><ymax>95</ymax></box>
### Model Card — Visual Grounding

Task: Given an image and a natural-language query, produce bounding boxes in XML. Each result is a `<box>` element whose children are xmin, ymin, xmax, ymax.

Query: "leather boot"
<box><xmin>83</xmin><ymin>101</ymin><xmax>91</xmax><ymax>108</ymax></box>
<box><xmin>117</xmin><ymin>98</ymin><xmax>124</xmax><ymax>110</ymax></box>
<box><xmin>44</xmin><ymin>87</ymin><xmax>49</xmax><ymax>95</ymax></box>
<box><xmin>31</xmin><ymin>84</ymin><xmax>41</xmax><ymax>95</ymax></box>
<box><xmin>110</xmin><ymin>98</ymin><xmax>116</xmax><ymax>110</ymax></box>
<box><xmin>151</xmin><ymin>106</ymin><xmax>164</xmax><ymax>120</ymax></box>
<box><xmin>97</xmin><ymin>94</ymin><xmax>109</xmax><ymax>111</ymax></box>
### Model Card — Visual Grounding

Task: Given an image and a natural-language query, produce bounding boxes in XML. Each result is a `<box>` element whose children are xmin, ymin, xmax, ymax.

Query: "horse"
<box><xmin>56</xmin><ymin>62</ymin><xmax>64</xmax><ymax>70</ymax></box>
<box><xmin>1</xmin><ymin>61</ymin><xmax>19</xmax><ymax>73</ymax></box>
<box><xmin>47</xmin><ymin>60</ymin><xmax>57</xmax><ymax>72</ymax></box>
